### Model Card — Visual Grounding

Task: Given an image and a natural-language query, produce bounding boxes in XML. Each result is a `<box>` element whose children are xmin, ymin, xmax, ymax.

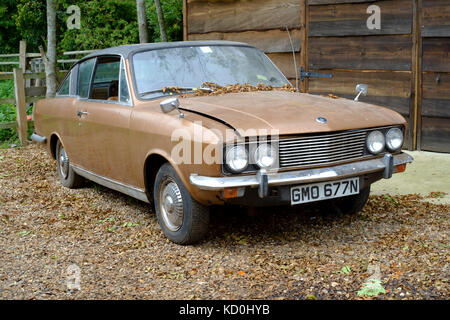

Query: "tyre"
<box><xmin>55</xmin><ymin>140</ymin><xmax>83</xmax><ymax>188</ymax></box>
<box><xmin>153</xmin><ymin>163</ymin><xmax>210</xmax><ymax>245</ymax></box>
<box><xmin>325</xmin><ymin>186</ymin><xmax>371</xmax><ymax>216</ymax></box>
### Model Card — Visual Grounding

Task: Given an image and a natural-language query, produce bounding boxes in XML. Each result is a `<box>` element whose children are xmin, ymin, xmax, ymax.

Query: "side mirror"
<box><xmin>160</xmin><ymin>97</ymin><xmax>184</xmax><ymax>118</ymax></box>
<box><xmin>354</xmin><ymin>84</ymin><xmax>368</xmax><ymax>102</ymax></box>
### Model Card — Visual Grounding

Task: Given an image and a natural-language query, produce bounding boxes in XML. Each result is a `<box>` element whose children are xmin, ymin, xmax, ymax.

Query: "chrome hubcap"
<box><xmin>59</xmin><ymin>147</ymin><xmax>69</xmax><ymax>179</ymax></box>
<box><xmin>159</xmin><ymin>178</ymin><xmax>183</xmax><ymax>232</ymax></box>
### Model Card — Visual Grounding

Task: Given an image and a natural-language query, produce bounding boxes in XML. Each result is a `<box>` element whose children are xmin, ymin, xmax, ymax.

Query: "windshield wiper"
<box><xmin>139</xmin><ymin>86</ymin><xmax>214</xmax><ymax>98</ymax></box>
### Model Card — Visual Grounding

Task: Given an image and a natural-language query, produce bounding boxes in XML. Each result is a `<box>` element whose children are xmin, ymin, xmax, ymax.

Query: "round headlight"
<box><xmin>367</xmin><ymin>130</ymin><xmax>385</xmax><ymax>154</ymax></box>
<box><xmin>386</xmin><ymin>128</ymin><xmax>403</xmax><ymax>151</ymax></box>
<box><xmin>254</xmin><ymin>143</ymin><xmax>276</xmax><ymax>169</ymax></box>
<box><xmin>225</xmin><ymin>145</ymin><xmax>248</xmax><ymax>173</ymax></box>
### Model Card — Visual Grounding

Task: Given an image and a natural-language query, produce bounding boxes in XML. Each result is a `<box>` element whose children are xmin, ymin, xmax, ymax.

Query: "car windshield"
<box><xmin>132</xmin><ymin>45</ymin><xmax>290</xmax><ymax>99</ymax></box>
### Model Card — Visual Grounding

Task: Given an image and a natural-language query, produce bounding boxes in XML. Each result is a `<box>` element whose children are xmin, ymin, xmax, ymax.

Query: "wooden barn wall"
<box><xmin>420</xmin><ymin>0</ymin><xmax>450</xmax><ymax>153</ymax></box>
<box><xmin>307</xmin><ymin>0</ymin><xmax>415</xmax><ymax>149</ymax></box>
<box><xmin>184</xmin><ymin>0</ymin><xmax>450</xmax><ymax>152</ymax></box>
<box><xmin>185</xmin><ymin>0</ymin><xmax>304</xmax><ymax>86</ymax></box>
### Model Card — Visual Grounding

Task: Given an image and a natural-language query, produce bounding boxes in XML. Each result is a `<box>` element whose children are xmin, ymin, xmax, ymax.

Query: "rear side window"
<box><xmin>119</xmin><ymin>61</ymin><xmax>131</xmax><ymax>104</ymax></box>
<box><xmin>77</xmin><ymin>58</ymin><xmax>96</xmax><ymax>98</ymax></box>
<box><xmin>57</xmin><ymin>73</ymin><xmax>70</xmax><ymax>96</ymax></box>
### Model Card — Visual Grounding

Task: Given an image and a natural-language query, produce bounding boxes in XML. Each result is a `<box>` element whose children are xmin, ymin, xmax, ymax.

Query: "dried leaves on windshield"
<box><xmin>194</xmin><ymin>82</ymin><xmax>297</xmax><ymax>96</ymax></box>
<box><xmin>163</xmin><ymin>82</ymin><xmax>297</xmax><ymax>98</ymax></box>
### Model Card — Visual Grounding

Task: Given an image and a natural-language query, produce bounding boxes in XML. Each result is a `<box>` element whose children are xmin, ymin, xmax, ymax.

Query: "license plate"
<box><xmin>291</xmin><ymin>177</ymin><xmax>359</xmax><ymax>205</ymax></box>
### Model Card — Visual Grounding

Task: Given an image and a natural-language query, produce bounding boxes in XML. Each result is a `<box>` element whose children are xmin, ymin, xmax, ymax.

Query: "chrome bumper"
<box><xmin>189</xmin><ymin>153</ymin><xmax>414</xmax><ymax>193</ymax></box>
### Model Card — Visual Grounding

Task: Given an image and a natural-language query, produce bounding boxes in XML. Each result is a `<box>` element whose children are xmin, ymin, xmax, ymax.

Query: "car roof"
<box><xmin>83</xmin><ymin>40</ymin><xmax>253</xmax><ymax>60</ymax></box>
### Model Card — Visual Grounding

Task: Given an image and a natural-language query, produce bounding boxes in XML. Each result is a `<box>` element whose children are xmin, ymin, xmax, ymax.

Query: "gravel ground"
<box><xmin>0</xmin><ymin>144</ymin><xmax>448</xmax><ymax>300</ymax></box>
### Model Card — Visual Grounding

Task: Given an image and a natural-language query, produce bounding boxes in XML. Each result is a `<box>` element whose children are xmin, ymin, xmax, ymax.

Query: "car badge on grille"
<box><xmin>316</xmin><ymin>117</ymin><xmax>327</xmax><ymax>124</ymax></box>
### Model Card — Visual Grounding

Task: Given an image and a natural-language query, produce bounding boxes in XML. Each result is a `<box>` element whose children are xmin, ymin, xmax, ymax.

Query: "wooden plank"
<box><xmin>422</xmin><ymin>72</ymin><xmax>450</xmax><ymax>118</ymax></box>
<box><xmin>0</xmin><ymin>62</ymin><xmax>19</xmax><ymax>65</ymax></box>
<box><xmin>187</xmin><ymin>0</ymin><xmax>302</xmax><ymax>33</ymax></box>
<box><xmin>0</xmin><ymin>54</ymin><xmax>19</xmax><ymax>58</ymax></box>
<box><xmin>422</xmin><ymin>37</ymin><xmax>450</xmax><ymax>72</ymax></box>
<box><xmin>421</xmin><ymin>117</ymin><xmax>450</xmax><ymax>152</ymax></box>
<box><xmin>308</xmin><ymin>70</ymin><xmax>412</xmax><ymax>115</ymax></box>
<box><xmin>309</xmin><ymin>0</ymin><xmax>413</xmax><ymax>37</ymax></box>
<box><xmin>57</xmin><ymin>59</ymin><xmax>78</xmax><ymax>64</ymax></box>
<box><xmin>13</xmin><ymin>68</ymin><xmax>28</xmax><ymax>145</ymax></box>
<box><xmin>267</xmin><ymin>52</ymin><xmax>301</xmax><ymax>79</ymax></box>
<box><xmin>0</xmin><ymin>122</ymin><xmax>17</xmax><ymax>130</ymax></box>
<box><xmin>308</xmin><ymin>35</ymin><xmax>412</xmax><ymax>70</ymax></box>
<box><xmin>25</xmin><ymin>53</ymin><xmax>41</xmax><ymax>58</ymax></box>
<box><xmin>25</xmin><ymin>87</ymin><xmax>46</xmax><ymax>97</ymax></box>
<box><xmin>422</xmin><ymin>0</ymin><xmax>450</xmax><ymax>37</ymax></box>
<box><xmin>188</xmin><ymin>29</ymin><xmax>301</xmax><ymax>53</ymax></box>
<box><xmin>309</xmin><ymin>0</ymin><xmax>376</xmax><ymax>4</ymax></box>
<box><xmin>0</xmin><ymin>74</ymin><xmax>14</xmax><ymax>80</ymax></box>
<box><xmin>0</xmin><ymin>98</ymin><xmax>15</xmax><ymax>105</ymax></box>
<box><xmin>21</xmin><ymin>71</ymin><xmax>66</xmax><ymax>80</ymax></box>
<box><xmin>63</xmin><ymin>50</ymin><xmax>96</xmax><ymax>56</ymax></box>
<box><xmin>0</xmin><ymin>121</ymin><xmax>34</xmax><ymax>130</ymax></box>
<box><xmin>26</xmin><ymin>96</ymin><xmax>45</xmax><ymax>104</ymax></box>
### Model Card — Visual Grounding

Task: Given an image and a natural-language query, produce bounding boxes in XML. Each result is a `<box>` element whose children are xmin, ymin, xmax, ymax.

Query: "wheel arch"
<box><xmin>143</xmin><ymin>152</ymin><xmax>169</xmax><ymax>203</ymax></box>
<box><xmin>49</xmin><ymin>132</ymin><xmax>63</xmax><ymax>160</ymax></box>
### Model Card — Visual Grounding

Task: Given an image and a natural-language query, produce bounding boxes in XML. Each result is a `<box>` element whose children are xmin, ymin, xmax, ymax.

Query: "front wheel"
<box><xmin>154</xmin><ymin>163</ymin><xmax>209</xmax><ymax>245</ymax></box>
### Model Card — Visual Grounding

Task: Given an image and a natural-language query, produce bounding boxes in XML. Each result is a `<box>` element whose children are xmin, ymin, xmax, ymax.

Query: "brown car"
<box><xmin>32</xmin><ymin>41</ymin><xmax>413</xmax><ymax>244</ymax></box>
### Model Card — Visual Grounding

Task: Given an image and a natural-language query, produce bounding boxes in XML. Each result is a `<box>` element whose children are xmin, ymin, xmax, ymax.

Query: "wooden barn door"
<box><xmin>304</xmin><ymin>0</ymin><xmax>416</xmax><ymax>150</ymax></box>
<box><xmin>419</xmin><ymin>0</ymin><xmax>450</xmax><ymax>152</ymax></box>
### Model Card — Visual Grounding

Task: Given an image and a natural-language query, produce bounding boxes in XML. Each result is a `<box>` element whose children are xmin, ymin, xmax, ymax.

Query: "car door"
<box><xmin>47</xmin><ymin>63</ymin><xmax>90</xmax><ymax>168</ymax></box>
<box><xmin>75</xmin><ymin>56</ymin><xmax>133</xmax><ymax>184</ymax></box>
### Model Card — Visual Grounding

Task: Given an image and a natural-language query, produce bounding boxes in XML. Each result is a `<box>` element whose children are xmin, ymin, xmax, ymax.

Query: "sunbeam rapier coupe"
<box><xmin>32</xmin><ymin>41</ymin><xmax>413</xmax><ymax>244</ymax></box>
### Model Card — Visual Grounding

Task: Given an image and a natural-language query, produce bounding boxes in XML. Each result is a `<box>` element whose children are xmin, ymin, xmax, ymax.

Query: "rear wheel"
<box><xmin>56</xmin><ymin>140</ymin><xmax>83</xmax><ymax>188</ymax></box>
<box><xmin>154</xmin><ymin>163</ymin><xmax>209</xmax><ymax>245</ymax></box>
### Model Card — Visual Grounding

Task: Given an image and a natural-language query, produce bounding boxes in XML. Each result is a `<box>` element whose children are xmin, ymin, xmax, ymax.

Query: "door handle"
<box><xmin>77</xmin><ymin>110</ymin><xmax>88</xmax><ymax>118</ymax></box>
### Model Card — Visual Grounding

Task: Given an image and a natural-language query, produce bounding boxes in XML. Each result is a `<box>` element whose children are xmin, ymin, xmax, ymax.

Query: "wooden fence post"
<box><xmin>13</xmin><ymin>68</ymin><xmax>28</xmax><ymax>146</ymax></box>
<box><xmin>19</xmin><ymin>40</ymin><xmax>26</xmax><ymax>70</ymax></box>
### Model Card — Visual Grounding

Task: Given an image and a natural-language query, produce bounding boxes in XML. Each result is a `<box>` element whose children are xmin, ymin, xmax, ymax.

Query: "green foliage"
<box><xmin>4</xmin><ymin>0</ymin><xmax>184</xmax><ymax>54</ymax></box>
<box><xmin>339</xmin><ymin>266</ymin><xmax>351</xmax><ymax>275</ymax></box>
<box><xmin>147</xmin><ymin>0</ymin><xmax>183</xmax><ymax>42</ymax></box>
<box><xmin>0</xmin><ymin>0</ymin><xmax>21</xmax><ymax>54</ymax></box>
<box><xmin>59</xmin><ymin>0</ymin><xmax>139</xmax><ymax>51</ymax></box>
<box><xmin>0</xmin><ymin>80</ymin><xmax>17</xmax><ymax>144</ymax></box>
<box><xmin>357</xmin><ymin>279</ymin><xmax>386</xmax><ymax>297</ymax></box>
<box><xmin>15</xmin><ymin>0</ymin><xmax>48</xmax><ymax>52</ymax></box>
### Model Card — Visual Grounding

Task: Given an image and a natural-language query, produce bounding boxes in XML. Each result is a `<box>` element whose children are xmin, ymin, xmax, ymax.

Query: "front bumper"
<box><xmin>190</xmin><ymin>153</ymin><xmax>413</xmax><ymax>197</ymax></box>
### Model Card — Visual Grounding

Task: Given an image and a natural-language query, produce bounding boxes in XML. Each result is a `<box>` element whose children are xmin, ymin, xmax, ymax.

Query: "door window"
<box><xmin>77</xmin><ymin>58</ymin><xmax>96</xmax><ymax>98</ymax></box>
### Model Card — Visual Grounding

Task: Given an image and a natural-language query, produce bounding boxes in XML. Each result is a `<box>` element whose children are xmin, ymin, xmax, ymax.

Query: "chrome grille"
<box><xmin>278</xmin><ymin>130</ymin><xmax>367</xmax><ymax>168</ymax></box>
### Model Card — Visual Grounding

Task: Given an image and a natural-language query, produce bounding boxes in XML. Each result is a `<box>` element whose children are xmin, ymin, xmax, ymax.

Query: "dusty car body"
<box><xmin>33</xmin><ymin>41</ymin><xmax>413</xmax><ymax>244</ymax></box>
